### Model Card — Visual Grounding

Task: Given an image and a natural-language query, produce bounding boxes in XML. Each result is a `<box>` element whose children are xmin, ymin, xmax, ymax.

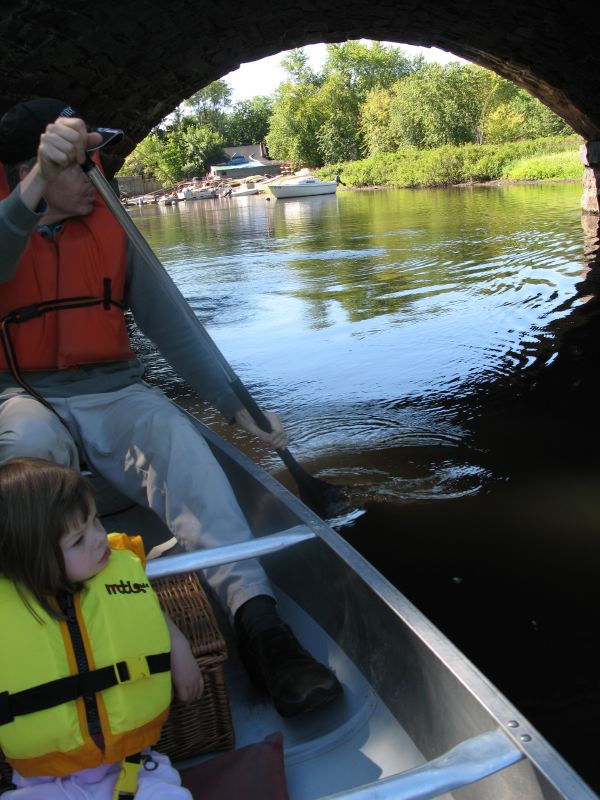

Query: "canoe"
<box><xmin>268</xmin><ymin>177</ymin><xmax>337</xmax><ymax>199</ymax></box>
<box><xmin>97</xmin><ymin>404</ymin><xmax>597</xmax><ymax>800</ymax></box>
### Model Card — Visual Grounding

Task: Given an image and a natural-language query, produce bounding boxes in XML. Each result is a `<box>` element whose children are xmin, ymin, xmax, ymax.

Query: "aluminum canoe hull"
<box><xmin>98</xmin><ymin>406</ymin><xmax>597</xmax><ymax>800</ymax></box>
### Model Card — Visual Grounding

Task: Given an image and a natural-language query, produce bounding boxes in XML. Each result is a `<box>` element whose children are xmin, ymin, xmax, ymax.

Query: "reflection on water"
<box><xmin>133</xmin><ymin>184</ymin><xmax>586</xmax><ymax>484</ymax></box>
<box><xmin>130</xmin><ymin>185</ymin><xmax>600</xmax><ymax>789</ymax></box>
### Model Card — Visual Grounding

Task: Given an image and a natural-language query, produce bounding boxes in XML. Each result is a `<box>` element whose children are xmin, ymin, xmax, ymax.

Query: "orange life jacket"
<box><xmin>0</xmin><ymin>164</ymin><xmax>136</xmax><ymax>373</ymax></box>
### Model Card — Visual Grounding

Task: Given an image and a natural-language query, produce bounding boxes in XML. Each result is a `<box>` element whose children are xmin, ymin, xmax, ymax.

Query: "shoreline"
<box><xmin>338</xmin><ymin>177</ymin><xmax>581</xmax><ymax>191</ymax></box>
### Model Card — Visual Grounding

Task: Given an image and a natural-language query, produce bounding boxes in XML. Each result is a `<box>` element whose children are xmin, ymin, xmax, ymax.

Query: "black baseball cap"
<box><xmin>0</xmin><ymin>97</ymin><xmax>123</xmax><ymax>164</ymax></box>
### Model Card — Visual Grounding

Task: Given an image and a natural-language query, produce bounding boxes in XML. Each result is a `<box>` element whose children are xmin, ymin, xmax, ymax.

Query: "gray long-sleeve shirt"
<box><xmin>0</xmin><ymin>186</ymin><xmax>242</xmax><ymax>421</ymax></box>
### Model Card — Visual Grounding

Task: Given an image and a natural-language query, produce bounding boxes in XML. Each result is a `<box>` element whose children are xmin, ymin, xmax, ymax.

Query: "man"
<box><xmin>0</xmin><ymin>98</ymin><xmax>341</xmax><ymax>717</ymax></box>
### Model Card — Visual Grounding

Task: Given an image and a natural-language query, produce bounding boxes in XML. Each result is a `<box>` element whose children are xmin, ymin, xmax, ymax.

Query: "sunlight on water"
<box><xmin>131</xmin><ymin>183</ymin><xmax>585</xmax><ymax>502</ymax></box>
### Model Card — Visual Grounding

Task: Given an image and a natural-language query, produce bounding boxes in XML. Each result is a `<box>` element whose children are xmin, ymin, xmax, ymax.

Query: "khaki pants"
<box><xmin>0</xmin><ymin>383</ymin><xmax>273</xmax><ymax>616</ymax></box>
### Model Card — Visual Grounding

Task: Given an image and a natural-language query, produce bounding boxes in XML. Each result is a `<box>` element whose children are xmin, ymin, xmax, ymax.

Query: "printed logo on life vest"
<box><xmin>105</xmin><ymin>580</ymin><xmax>150</xmax><ymax>595</ymax></box>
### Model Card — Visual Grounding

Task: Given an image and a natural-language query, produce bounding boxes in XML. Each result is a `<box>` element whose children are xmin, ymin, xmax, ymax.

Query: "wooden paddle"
<box><xmin>84</xmin><ymin>158</ymin><xmax>351</xmax><ymax>518</ymax></box>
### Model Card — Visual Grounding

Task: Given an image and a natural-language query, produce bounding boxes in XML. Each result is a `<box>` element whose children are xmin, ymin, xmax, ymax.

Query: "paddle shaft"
<box><xmin>84</xmin><ymin>163</ymin><xmax>315</xmax><ymax>481</ymax></box>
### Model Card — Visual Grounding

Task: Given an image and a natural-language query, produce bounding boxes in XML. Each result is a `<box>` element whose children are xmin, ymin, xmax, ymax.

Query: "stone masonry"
<box><xmin>1</xmin><ymin>0</ymin><xmax>600</xmax><ymax>210</ymax></box>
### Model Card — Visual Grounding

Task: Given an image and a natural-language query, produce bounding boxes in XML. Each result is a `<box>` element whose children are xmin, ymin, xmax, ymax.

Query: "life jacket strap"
<box><xmin>0</xmin><ymin>281</ymin><xmax>126</xmax><ymax>424</ymax></box>
<box><xmin>113</xmin><ymin>753</ymin><xmax>142</xmax><ymax>800</ymax></box>
<box><xmin>0</xmin><ymin>652</ymin><xmax>170</xmax><ymax>726</ymax></box>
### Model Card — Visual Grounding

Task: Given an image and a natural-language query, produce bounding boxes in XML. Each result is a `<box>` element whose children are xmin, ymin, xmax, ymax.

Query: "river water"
<box><xmin>130</xmin><ymin>183</ymin><xmax>600</xmax><ymax>790</ymax></box>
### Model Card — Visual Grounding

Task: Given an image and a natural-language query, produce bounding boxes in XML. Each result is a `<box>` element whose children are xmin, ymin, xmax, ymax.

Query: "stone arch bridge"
<box><xmin>1</xmin><ymin>0</ymin><xmax>600</xmax><ymax>210</ymax></box>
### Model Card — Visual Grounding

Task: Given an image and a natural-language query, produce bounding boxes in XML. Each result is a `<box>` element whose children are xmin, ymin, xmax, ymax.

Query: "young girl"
<box><xmin>0</xmin><ymin>457</ymin><xmax>204</xmax><ymax>799</ymax></box>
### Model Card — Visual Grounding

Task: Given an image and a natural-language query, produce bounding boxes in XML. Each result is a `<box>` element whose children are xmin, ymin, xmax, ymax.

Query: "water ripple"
<box><xmin>132</xmin><ymin>183</ymin><xmax>586</xmax><ymax>499</ymax></box>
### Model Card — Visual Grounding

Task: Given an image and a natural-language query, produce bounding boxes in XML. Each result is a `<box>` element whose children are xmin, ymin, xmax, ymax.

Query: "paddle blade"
<box><xmin>278</xmin><ymin>448</ymin><xmax>352</xmax><ymax>517</ymax></box>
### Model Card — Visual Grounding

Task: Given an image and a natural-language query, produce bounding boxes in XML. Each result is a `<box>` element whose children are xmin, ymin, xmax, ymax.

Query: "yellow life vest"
<box><xmin>0</xmin><ymin>534</ymin><xmax>172</xmax><ymax>778</ymax></box>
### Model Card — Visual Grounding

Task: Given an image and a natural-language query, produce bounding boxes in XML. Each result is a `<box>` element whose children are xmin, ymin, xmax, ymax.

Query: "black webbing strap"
<box><xmin>0</xmin><ymin>652</ymin><xmax>170</xmax><ymax>726</ymax></box>
<box><xmin>0</xmin><ymin>282</ymin><xmax>126</xmax><ymax>422</ymax></box>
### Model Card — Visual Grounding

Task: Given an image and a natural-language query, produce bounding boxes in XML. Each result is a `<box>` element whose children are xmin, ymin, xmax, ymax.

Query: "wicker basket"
<box><xmin>152</xmin><ymin>571</ymin><xmax>235</xmax><ymax>760</ymax></box>
<box><xmin>0</xmin><ymin>572</ymin><xmax>233</xmax><ymax>794</ymax></box>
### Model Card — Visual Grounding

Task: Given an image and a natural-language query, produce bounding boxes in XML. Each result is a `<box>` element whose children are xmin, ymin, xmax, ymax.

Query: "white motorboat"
<box><xmin>192</xmin><ymin>188</ymin><xmax>216</xmax><ymax>199</ymax></box>
<box><xmin>268</xmin><ymin>176</ymin><xmax>338</xmax><ymax>199</ymax></box>
<box><xmin>176</xmin><ymin>186</ymin><xmax>216</xmax><ymax>200</ymax></box>
<box><xmin>231</xmin><ymin>181</ymin><xmax>259</xmax><ymax>197</ymax></box>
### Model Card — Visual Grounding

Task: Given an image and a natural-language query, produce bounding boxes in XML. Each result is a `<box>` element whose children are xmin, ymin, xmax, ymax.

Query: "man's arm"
<box><xmin>126</xmin><ymin>246</ymin><xmax>288</xmax><ymax>448</ymax></box>
<box><xmin>0</xmin><ymin>187</ymin><xmax>44</xmax><ymax>282</ymax></box>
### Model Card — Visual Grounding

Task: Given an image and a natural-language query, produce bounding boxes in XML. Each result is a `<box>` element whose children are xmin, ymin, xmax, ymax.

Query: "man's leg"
<box><xmin>64</xmin><ymin>383</ymin><xmax>341</xmax><ymax>716</ymax></box>
<box><xmin>64</xmin><ymin>384</ymin><xmax>271</xmax><ymax>615</ymax></box>
<box><xmin>0</xmin><ymin>394</ymin><xmax>79</xmax><ymax>466</ymax></box>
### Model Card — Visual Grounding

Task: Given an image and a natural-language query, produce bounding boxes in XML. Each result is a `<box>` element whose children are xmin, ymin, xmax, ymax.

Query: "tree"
<box><xmin>266</xmin><ymin>81</ymin><xmax>325</xmax><ymax>165</ymax></box>
<box><xmin>509</xmin><ymin>89</ymin><xmax>573</xmax><ymax>139</ymax></box>
<box><xmin>181</xmin><ymin>80</ymin><xmax>232</xmax><ymax>136</ymax></box>
<box><xmin>179</xmin><ymin>126</ymin><xmax>225</xmax><ymax>176</ymax></box>
<box><xmin>323</xmin><ymin>40</ymin><xmax>422</xmax><ymax>101</ymax></box>
<box><xmin>119</xmin><ymin>135</ymin><xmax>163</xmax><ymax>179</ymax></box>
<box><xmin>483</xmin><ymin>104</ymin><xmax>527</xmax><ymax>143</ymax></box>
<box><xmin>267</xmin><ymin>41</ymin><xmax>422</xmax><ymax>165</ymax></box>
<box><xmin>314</xmin><ymin>72</ymin><xmax>360</xmax><ymax>162</ymax></box>
<box><xmin>280</xmin><ymin>49</ymin><xmax>321</xmax><ymax>86</ymax></box>
<box><xmin>118</xmin><ymin>125</ymin><xmax>224</xmax><ymax>183</ymax></box>
<box><xmin>225</xmin><ymin>96</ymin><xmax>273</xmax><ymax>145</ymax></box>
<box><xmin>389</xmin><ymin>63</ymin><xmax>508</xmax><ymax>148</ymax></box>
<box><xmin>359</xmin><ymin>87</ymin><xmax>398</xmax><ymax>156</ymax></box>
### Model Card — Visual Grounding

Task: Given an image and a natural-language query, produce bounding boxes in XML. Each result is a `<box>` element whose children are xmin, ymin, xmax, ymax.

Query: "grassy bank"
<box><xmin>315</xmin><ymin>135</ymin><xmax>582</xmax><ymax>188</ymax></box>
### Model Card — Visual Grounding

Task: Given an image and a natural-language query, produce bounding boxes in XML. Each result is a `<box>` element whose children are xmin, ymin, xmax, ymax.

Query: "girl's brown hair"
<box><xmin>0</xmin><ymin>457</ymin><xmax>95</xmax><ymax>620</ymax></box>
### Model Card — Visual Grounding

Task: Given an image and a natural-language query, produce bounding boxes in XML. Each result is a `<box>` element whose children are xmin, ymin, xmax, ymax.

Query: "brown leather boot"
<box><xmin>237</xmin><ymin>622</ymin><xmax>342</xmax><ymax>717</ymax></box>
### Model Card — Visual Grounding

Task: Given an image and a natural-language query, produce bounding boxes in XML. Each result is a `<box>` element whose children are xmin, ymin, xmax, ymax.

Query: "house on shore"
<box><xmin>210</xmin><ymin>143</ymin><xmax>283</xmax><ymax>179</ymax></box>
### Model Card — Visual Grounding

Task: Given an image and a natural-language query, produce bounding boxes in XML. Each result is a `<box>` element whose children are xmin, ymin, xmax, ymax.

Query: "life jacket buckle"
<box><xmin>114</xmin><ymin>655</ymin><xmax>150</xmax><ymax>684</ymax></box>
<box><xmin>112</xmin><ymin>755</ymin><xmax>141</xmax><ymax>799</ymax></box>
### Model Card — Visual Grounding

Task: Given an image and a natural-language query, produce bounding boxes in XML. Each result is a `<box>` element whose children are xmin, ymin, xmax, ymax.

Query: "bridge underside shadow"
<box><xmin>2</xmin><ymin>1</ymin><xmax>600</xmax><ymax>209</ymax></box>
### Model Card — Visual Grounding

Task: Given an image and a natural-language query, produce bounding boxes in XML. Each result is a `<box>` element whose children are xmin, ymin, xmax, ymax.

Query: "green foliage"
<box><xmin>509</xmin><ymin>89</ymin><xmax>573</xmax><ymax>139</ymax></box>
<box><xmin>119</xmin><ymin>135</ymin><xmax>163</xmax><ymax>179</ymax></box>
<box><xmin>322</xmin><ymin>41</ymin><xmax>421</xmax><ymax>101</ymax></box>
<box><xmin>387</xmin><ymin>64</ymin><xmax>572</xmax><ymax>151</ymax></box>
<box><xmin>267</xmin><ymin>41</ymin><xmax>422</xmax><ymax>166</ymax></box>
<box><xmin>359</xmin><ymin>87</ymin><xmax>399</xmax><ymax>157</ymax></box>
<box><xmin>119</xmin><ymin>125</ymin><xmax>225</xmax><ymax>184</ymax></box>
<box><xmin>182</xmin><ymin>80</ymin><xmax>232</xmax><ymax>136</ymax></box>
<box><xmin>266</xmin><ymin>81</ymin><xmax>325</xmax><ymax>165</ymax></box>
<box><xmin>280</xmin><ymin>49</ymin><xmax>321</xmax><ymax>86</ymax></box>
<box><xmin>483</xmin><ymin>104</ymin><xmax>527</xmax><ymax>144</ymax></box>
<box><xmin>225</xmin><ymin>96</ymin><xmax>273</xmax><ymax>146</ymax></box>
<box><xmin>118</xmin><ymin>43</ymin><xmax>577</xmax><ymax>183</ymax></box>
<box><xmin>502</xmin><ymin>151</ymin><xmax>582</xmax><ymax>180</ymax></box>
<box><xmin>389</xmin><ymin>64</ymin><xmax>504</xmax><ymax>148</ymax></box>
<box><xmin>315</xmin><ymin>135</ymin><xmax>580</xmax><ymax>188</ymax></box>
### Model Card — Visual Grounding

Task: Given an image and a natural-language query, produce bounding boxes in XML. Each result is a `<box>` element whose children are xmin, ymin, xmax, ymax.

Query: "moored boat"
<box><xmin>230</xmin><ymin>180</ymin><xmax>259</xmax><ymax>197</ymax></box>
<box><xmin>268</xmin><ymin>176</ymin><xmax>338</xmax><ymax>199</ymax></box>
<box><xmin>92</xmin><ymin>406</ymin><xmax>597</xmax><ymax>800</ymax></box>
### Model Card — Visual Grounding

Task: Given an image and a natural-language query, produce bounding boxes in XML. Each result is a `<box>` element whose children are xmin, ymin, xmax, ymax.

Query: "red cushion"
<box><xmin>180</xmin><ymin>732</ymin><xmax>288</xmax><ymax>800</ymax></box>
